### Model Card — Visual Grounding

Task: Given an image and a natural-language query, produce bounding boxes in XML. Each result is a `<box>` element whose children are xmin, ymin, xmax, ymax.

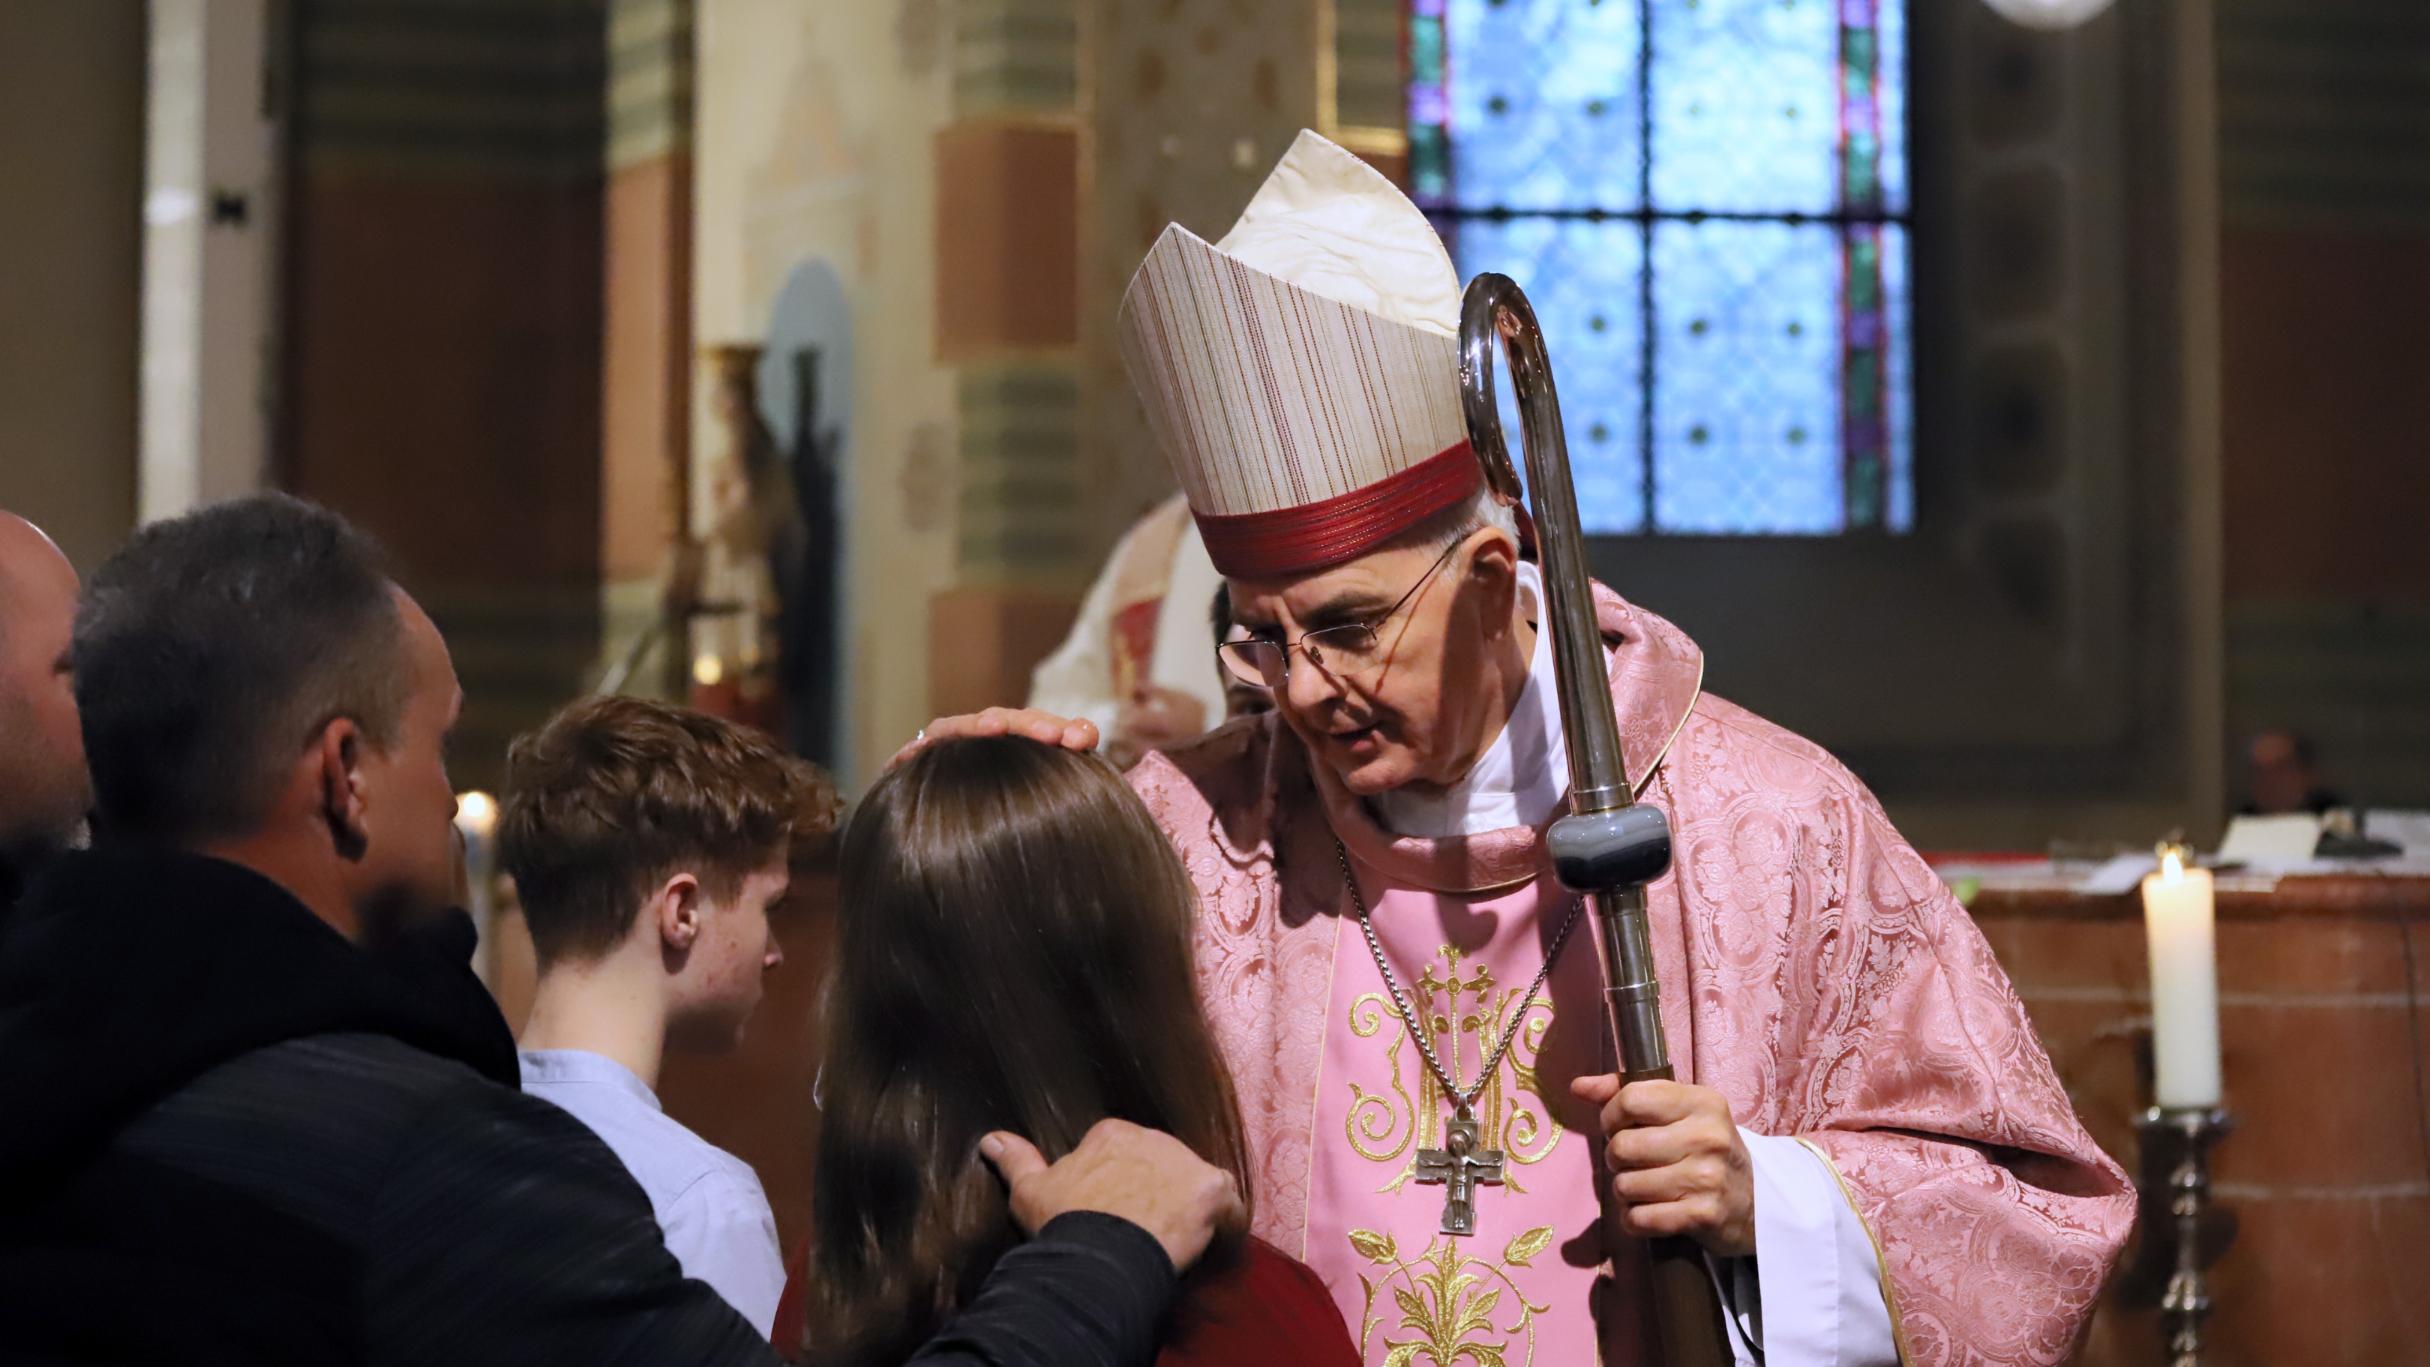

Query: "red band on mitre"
<box><xmin>1191</xmin><ymin>441</ymin><xmax>1485</xmax><ymax>579</ymax></box>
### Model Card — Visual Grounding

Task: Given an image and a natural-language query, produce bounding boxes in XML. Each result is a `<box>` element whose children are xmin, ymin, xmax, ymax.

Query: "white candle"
<box><xmin>2142</xmin><ymin>849</ymin><xmax>2222</xmax><ymax>1108</ymax></box>
<box><xmin>453</xmin><ymin>791</ymin><xmax>501</xmax><ymax>985</ymax></box>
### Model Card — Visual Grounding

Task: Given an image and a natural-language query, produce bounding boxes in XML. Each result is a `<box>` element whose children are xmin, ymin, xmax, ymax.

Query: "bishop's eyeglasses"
<box><xmin>1215</xmin><ymin>539</ymin><xmax>1464</xmax><ymax>688</ymax></box>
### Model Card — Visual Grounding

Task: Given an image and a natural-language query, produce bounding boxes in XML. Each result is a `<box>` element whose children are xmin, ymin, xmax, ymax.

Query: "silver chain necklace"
<box><xmin>1335</xmin><ymin>839</ymin><xmax>1584</xmax><ymax>1234</ymax></box>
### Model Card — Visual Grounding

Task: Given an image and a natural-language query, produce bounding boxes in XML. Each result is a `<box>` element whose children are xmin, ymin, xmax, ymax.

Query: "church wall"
<box><xmin>2214</xmin><ymin>0</ymin><xmax>2430</xmax><ymax>811</ymax></box>
<box><xmin>1077</xmin><ymin>0</ymin><xmax>1325</xmax><ymax>541</ymax></box>
<box><xmin>691</xmin><ymin>0</ymin><xmax>957</xmax><ymax>786</ymax></box>
<box><xmin>684</xmin><ymin>0</ymin><xmax>1336</xmax><ymax>772</ymax></box>
<box><xmin>0</xmin><ymin>3</ymin><xmax>145</xmax><ymax>571</ymax></box>
<box><xmin>277</xmin><ymin>0</ymin><xmax>609</xmax><ymax>792</ymax></box>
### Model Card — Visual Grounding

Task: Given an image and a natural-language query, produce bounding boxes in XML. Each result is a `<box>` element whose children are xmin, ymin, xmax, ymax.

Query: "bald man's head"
<box><xmin>0</xmin><ymin>513</ymin><xmax>91</xmax><ymax>877</ymax></box>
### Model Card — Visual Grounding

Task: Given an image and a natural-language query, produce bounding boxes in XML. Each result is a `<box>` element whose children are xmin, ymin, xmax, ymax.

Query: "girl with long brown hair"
<box><xmin>786</xmin><ymin>736</ymin><xmax>1353</xmax><ymax>1367</ymax></box>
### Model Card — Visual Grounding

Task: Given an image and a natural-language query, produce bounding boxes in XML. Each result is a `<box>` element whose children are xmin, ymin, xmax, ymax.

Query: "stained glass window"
<box><xmin>1409</xmin><ymin>0</ymin><xmax>1912</xmax><ymax>534</ymax></box>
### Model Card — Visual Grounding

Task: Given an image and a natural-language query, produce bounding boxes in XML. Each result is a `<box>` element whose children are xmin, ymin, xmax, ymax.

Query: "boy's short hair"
<box><xmin>500</xmin><ymin>695</ymin><xmax>841</xmax><ymax>966</ymax></box>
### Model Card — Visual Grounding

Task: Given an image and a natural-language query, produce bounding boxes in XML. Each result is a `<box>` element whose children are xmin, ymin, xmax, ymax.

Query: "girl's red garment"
<box><xmin>1159</xmin><ymin>1237</ymin><xmax>1358</xmax><ymax>1367</ymax></box>
<box><xmin>771</xmin><ymin>1234</ymin><xmax>1358</xmax><ymax>1366</ymax></box>
<box><xmin>771</xmin><ymin>1239</ymin><xmax>807</xmax><ymax>1352</ymax></box>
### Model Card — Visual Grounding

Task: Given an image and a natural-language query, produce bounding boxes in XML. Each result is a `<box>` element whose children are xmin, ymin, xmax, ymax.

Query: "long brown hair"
<box><xmin>800</xmin><ymin>737</ymin><xmax>1250</xmax><ymax>1365</ymax></box>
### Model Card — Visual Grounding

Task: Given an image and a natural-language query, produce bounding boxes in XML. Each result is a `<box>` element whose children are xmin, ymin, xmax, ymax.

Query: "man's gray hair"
<box><xmin>1387</xmin><ymin>486</ymin><xmax>1523</xmax><ymax>556</ymax></box>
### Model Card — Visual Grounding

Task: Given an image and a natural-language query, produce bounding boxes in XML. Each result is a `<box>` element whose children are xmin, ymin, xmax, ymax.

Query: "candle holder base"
<box><xmin>2133</xmin><ymin>1106</ymin><xmax>2233</xmax><ymax>1367</ymax></box>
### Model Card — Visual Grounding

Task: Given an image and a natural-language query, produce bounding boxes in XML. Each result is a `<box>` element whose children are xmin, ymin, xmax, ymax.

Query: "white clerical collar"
<box><xmin>1372</xmin><ymin>560</ymin><xmax>1579</xmax><ymax>838</ymax></box>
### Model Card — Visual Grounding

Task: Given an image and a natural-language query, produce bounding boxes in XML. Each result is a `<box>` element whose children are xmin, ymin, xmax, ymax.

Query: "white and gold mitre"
<box><xmin>1116</xmin><ymin>130</ymin><xmax>1480</xmax><ymax>579</ymax></box>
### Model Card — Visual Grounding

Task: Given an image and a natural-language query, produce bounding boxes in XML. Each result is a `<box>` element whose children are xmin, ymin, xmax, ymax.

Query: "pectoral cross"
<box><xmin>1414</xmin><ymin>1110</ymin><xmax>1505</xmax><ymax>1236</ymax></box>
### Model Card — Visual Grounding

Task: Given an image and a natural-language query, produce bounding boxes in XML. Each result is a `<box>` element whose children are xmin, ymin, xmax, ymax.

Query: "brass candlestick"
<box><xmin>2141</xmin><ymin>1106</ymin><xmax>2232</xmax><ymax>1366</ymax></box>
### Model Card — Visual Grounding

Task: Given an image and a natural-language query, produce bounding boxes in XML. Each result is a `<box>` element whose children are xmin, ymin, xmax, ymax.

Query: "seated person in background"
<box><xmin>0</xmin><ymin>493</ymin><xmax>1238</xmax><ymax>1367</ymax></box>
<box><xmin>1209</xmin><ymin>582</ymin><xmax>1272</xmax><ymax>724</ymax></box>
<box><xmin>2239</xmin><ymin>726</ymin><xmax>2345</xmax><ymax>816</ymax></box>
<box><xmin>785</xmin><ymin>736</ymin><xmax>1356</xmax><ymax>1367</ymax></box>
<box><xmin>501</xmin><ymin>694</ymin><xmax>840</xmax><ymax>1336</ymax></box>
<box><xmin>1029</xmin><ymin>493</ymin><xmax>1229</xmax><ymax>770</ymax></box>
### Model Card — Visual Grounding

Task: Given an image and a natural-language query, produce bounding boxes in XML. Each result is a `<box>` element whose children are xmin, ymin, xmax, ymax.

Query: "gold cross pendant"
<box><xmin>1413</xmin><ymin>1111</ymin><xmax>1506</xmax><ymax>1236</ymax></box>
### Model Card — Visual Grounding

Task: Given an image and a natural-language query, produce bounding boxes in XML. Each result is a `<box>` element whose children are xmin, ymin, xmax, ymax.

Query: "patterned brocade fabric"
<box><xmin>1127</xmin><ymin>581</ymin><xmax>2133</xmax><ymax>1367</ymax></box>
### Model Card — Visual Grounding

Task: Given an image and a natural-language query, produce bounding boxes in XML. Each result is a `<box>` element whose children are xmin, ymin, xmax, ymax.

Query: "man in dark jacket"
<box><xmin>0</xmin><ymin>494</ymin><xmax>1235</xmax><ymax>1366</ymax></box>
<box><xmin>0</xmin><ymin>510</ymin><xmax>89</xmax><ymax>916</ymax></box>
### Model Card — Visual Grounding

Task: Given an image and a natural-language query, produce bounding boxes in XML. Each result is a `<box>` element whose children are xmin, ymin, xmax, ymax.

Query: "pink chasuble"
<box><xmin>1129</xmin><ymin>579</ymin><xmax>2135</xmax><ymax>1367</ymax></box>
<box><xmin>1310</xmin><ymin>855</ymin><xmax>1642</xmax><ymax>1366</ymax></box>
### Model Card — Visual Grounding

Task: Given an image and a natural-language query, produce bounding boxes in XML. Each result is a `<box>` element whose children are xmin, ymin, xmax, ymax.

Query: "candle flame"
<box><xmin>2159</xmin><ymin>848</ymin><xmax>2185</xmax><ymax>883</ymax></box>
<box><xmin>454</xmin><ymin>789</ymin><xmax>498</xmax><ymax>837</ymax></box>
<box><xmin>693</xmin><ymin>654</ymin><xmax>725</xmax><ymax>687</ymax></box>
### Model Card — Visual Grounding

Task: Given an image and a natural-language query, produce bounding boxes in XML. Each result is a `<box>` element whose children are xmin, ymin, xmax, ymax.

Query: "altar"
<box><xmin>1951</xmin><ymin>862</ymin><xmax>2430</xmax><ymax>1364</ymax></box>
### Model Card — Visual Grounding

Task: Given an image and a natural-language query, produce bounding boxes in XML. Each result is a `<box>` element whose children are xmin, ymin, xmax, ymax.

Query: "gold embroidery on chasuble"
<box><xmin>1345</xmin><ymin>1226</ymin><xmax>1558</xmax><ymax>1367</ymax></box>
<box><xmin>1316</xmin><ymin>908</ymin><xmax>1608</xmax><ymax>1366</ymax></box>
<box><xmin>1344</xmin><ymin>943</ymin><xmax>1567</xmax><ymax>1194</ymax></box>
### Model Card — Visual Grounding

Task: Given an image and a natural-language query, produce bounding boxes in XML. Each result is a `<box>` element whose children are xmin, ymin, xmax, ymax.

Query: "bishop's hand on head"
<box><xmin>1572</xmin><ymin>1074</ymin><xmax>1757</xmax><ymax>1259</ymax></box>
<box><xmin>893</xmin><ymin>707</ymin><xmax>1101</xmax><ymax>769</ymax></box>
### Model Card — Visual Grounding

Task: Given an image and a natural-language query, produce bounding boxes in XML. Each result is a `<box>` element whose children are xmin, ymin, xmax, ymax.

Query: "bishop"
<box><xmin>924</xmin><ymin>130</ymin><xmax>2133</xmax><ymax>1367</ymax></box>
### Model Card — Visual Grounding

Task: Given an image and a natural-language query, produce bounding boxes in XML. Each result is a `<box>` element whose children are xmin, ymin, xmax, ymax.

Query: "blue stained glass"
<box><xmin>1445</xmin><ymin>0</ymin><xmax>1643</xmax><ymax>211</ymax></box>
<box><xmin>1882</xmin><ymin>223</ymin><xmax>1914</xmax><ymax>530</ymax></box>
<box><xmin>1648</xmin><ymin>0</ymin><xmax>1839</xmax><ymax>214</ymax></box>
<box><xmin>1427</xmin><ymin>0</ymin><xmax>1910</xmax><ymax>535</ymax></box>
<box><xmin>1651</xmin><ymin>222</ymin><xmax>1841</xmax><ymax>533</ymax></box>
<box><xmin>1451</xmin><ymin>218</ymin><xmax>1648</xmax><ymax>532</ymax></box>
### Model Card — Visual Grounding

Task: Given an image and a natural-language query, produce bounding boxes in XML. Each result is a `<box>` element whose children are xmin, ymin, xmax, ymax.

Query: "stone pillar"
<box><xmin>926</xmin><ymin>0</ymin><xmax>1090</xmax><ymax>716</ymax></box>
<box><xmin>602</xmin><ymin>0</ymin><xmax>697</xmax><ymax>699</ymax></box>
<box><xmin>141</xmin><ymin>0</ymin><xmax>277</xmax><ymax>523</ymax></box>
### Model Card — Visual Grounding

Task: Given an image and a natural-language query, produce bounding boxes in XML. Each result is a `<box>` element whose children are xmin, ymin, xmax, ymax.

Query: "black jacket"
<box><xmin>0</xmin><ymin>849</ymin><xmax>1173</xmax><ymax>1366</ymax></box>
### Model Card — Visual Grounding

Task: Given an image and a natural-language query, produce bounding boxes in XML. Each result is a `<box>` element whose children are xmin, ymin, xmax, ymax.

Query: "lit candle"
<box><xmin>454</xmin><ymin>789</ymin><xmax>498</xmax><ymax>843</ymax></box>
<box><xmin>453</xmin><ymin>791</ymin><xmax>500</xmax><ymax>985</ymax></box>
<box><xmin>2142</xmin><ymin>845</ymin><xmax>2221</xmax><ymax>1109</ymax></box>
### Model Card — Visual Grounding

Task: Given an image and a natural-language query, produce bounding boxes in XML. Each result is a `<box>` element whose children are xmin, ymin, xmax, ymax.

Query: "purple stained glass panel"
<box><xmin>1875</xmin><ymin>0</ymin><xmax>1910</xmax><ymax>214</ymax></box>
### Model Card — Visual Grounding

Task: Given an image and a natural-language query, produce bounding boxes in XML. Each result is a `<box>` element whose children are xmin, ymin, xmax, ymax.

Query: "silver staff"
<box><xmin>1459</xmin><ymin>273</ymin><xmax>1733</xmax><ymax>1367</ymax></box>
